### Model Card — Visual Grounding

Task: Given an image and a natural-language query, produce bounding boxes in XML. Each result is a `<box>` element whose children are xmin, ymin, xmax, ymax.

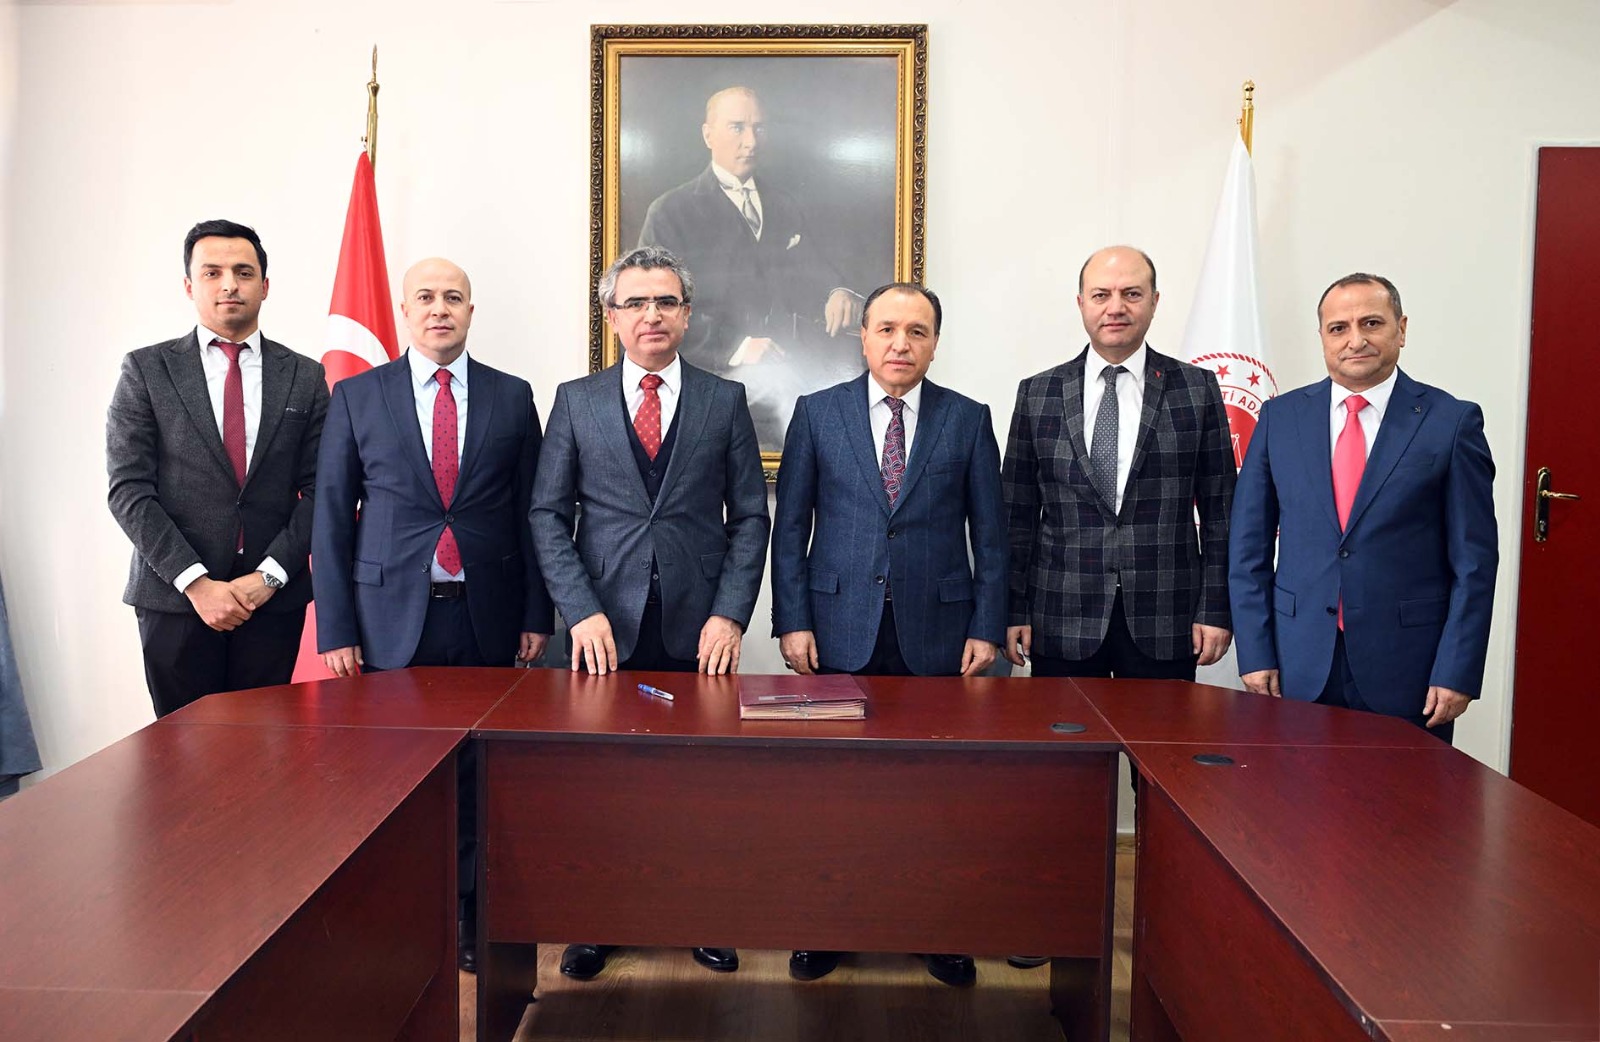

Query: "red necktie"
<box><xmin>635</xmin><ymin>373</ymin><xmax>664</xmax><ymax>459</ymax></box>
<box><xmin>432</xmin><ymin>369</ymin><xmax>462</xmax><ymax>577</ymax></box>
<box><xmin>1332</xmin><ymin>393</ymin><xmax>1369</xmax><ymax>628</ymax></box>
<box><xmin>212</xmin><ymin>339</ymin><xmax>248</xmax><ymax>487</ymax></box>
<box><xmin>213</xmin><ymin>339</ymin><xmax>248</xmax><ymax>552</ymax></box>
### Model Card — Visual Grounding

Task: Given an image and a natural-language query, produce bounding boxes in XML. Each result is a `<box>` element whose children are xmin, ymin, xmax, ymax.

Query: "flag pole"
<box><xmin>1238</xmin><ymin>79</ymin><xmax>1255</xmax><ymax>154</ymax></box>
<box><xmin>363</xmin><ymin>46</ymin><xmax>380</xmax><ymax>170</ymax></box>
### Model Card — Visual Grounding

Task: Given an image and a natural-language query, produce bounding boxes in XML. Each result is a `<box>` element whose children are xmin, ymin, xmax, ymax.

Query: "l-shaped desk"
<box><xmin>1</xmin><ymin>669</ymin><xmax>1595</xmax><ymax>1042</ymax></box>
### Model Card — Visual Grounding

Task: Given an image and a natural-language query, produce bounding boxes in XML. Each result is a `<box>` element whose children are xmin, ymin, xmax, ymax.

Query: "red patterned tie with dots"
<box><xmin>432</xmin><ymin>369</ymin><xmax>462</xmax><ymax>577</ymax></box>
<box><xmin>635</xmin><ymin>373</ymin><xmax>664</xmax><ymax>459</ymax></box>
<box><xmin>212</xmin><ymin>339</ymin><xmax>248</xmax><ymax>551</ymax></box>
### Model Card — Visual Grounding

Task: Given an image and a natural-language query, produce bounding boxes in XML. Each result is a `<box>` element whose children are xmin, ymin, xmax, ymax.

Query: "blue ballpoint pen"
<box><xmin>637</xmin><ymin>683</ymin><xmax>676</xmax><ymax>703</ymax></box>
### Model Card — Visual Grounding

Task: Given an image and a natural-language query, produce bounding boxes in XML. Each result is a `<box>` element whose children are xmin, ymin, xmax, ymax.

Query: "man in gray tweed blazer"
<box><xmin>107</xmin><ymin>220</ymin><xmax>327</xmax><ymax>717</ymax></box>
<box><xmin>1001</xmin><ymin>246</ymin><xmax>1235</xmax><ymax>681</ymax></box>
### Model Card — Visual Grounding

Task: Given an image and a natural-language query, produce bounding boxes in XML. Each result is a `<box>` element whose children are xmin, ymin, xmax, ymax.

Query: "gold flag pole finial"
<box><xmin>364</xmin><ymin>46</ymin><xmax>380</xmax><ymax>169</ymax></box>
<box><xmin>1238</xmin><ymin>79</ymin><xmax>1255</xmax><ymax>155</ymax></box>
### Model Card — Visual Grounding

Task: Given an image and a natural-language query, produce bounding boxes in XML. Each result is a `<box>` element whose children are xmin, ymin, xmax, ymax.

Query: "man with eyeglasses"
<box><xmin>530</xmin><ymin>244</ymin><xmax>769</xmax><ymax>982</ymax></box>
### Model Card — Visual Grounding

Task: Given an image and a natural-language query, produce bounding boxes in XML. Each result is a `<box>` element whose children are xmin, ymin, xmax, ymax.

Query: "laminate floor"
<box><xmin>460</xmin><ymin>845</ymin><xmax>1135</xmax><ymax>1042</ymax></box>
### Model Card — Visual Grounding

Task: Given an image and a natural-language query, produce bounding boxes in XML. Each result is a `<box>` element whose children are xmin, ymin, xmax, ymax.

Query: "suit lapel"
<box><xmin>587</xmin><ymin>363</ymin><xmax>652</xmax><ymax>509</ymax></box>
<box><xmin>656</xmin><ymin>362</ymin><xmax>712</xmax><ymax>509</ymax></box>
<box><xmin>1345</xmin><ymin>370</ymin><xmax>1427</xmax><ymax>535</ymax></box>
<box><xmin>381</xmin><ymin>356</ymin><xmax>443</xmax><ymax>508</ymax></box>
<box><xmin>164</xmin><ymin>333</ymin><xmax>235</xmax><ymax>481</ymax></box>
<box><xmin>1124</xmin><ymin>351</ymin><xmax>1168</xmax><ymax>514</ymax></box>
<box><xmin>1296</xmin><ymin>380</ymin><xmax>1339</xmax><ymax>531</ymax></box>
<box><xmin>841</xmin><ymin>375</ymin><xmax>891</xmax><ymax>516</ymax></box>
<box><xmin>456</xmin><ymin>358</ymin><xmax>497</xmax><ymax>494</ymax></box>
<box><xmin>248</xmin><ymin>338</ymin><xmax>292</xmax><ymax>485</ymax></box>
<box><xmin>893</xmin><ymin>380</ymin><xmax>949</xmax><ymax>511</ymax></box>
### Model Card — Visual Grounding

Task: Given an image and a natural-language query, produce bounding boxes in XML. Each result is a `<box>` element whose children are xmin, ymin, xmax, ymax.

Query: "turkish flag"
<box><xmin>291</xmin><ymin>152</ymin><xmax>399</xmax><ymax>682</ymax></box>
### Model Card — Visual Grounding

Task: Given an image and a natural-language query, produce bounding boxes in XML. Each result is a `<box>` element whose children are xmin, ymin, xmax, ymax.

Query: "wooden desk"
<box><xmin>1125</xmin><ymin>741</ymin><xmax>1600</xmax><ymax>1042</ymax></box>
<box><xmin>471</xmin><ymin>671</ymin><xmax>1122</xmax><ymax>1042</ymax></box>
<box><xmin>0</xmin><ymin>719</ymin><xmax>464</xmax><ymax>1041</ymax></box>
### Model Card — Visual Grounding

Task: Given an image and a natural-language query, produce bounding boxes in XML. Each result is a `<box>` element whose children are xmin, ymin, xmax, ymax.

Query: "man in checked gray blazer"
<box><xmin>530</xmin><ymin>245</ymin><xmax>769</xmax><ymax>981</ymax></box>
<box><xmin>107</xmin><ymin>220</ymin><xmax>328</xmax><ymax>717</ymax></box>
<box><xmin>1001</xmin><ymin>246</ymin><xmax>1235</xmax><ymax>681</ymax></box>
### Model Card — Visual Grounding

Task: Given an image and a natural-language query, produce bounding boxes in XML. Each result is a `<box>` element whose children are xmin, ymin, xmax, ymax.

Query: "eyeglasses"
<box><xmin>612</xmin><ymin>296</ymin><xmax>685</xmax><ymax>315</ymax></box>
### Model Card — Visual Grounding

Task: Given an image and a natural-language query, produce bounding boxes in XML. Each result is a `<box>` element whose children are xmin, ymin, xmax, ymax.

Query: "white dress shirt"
<box><xmin>408</xmin><ymin>348</ymin><xmax>472</xmax><ymax>582</ymax></box>
<box><xmin>711</xmin><ymin>160</ymin><xmax>764</xmax><ymax>239</ymax></box>
<box><xmin>869</xmin><ymin>375</ymin><xmax>923</xmax><ymax>463</ymax></box>
<box><xmin>1329</xmin><ymin>368</ymin><xmax>1398</xmax><ymax>459</ymax></box>
<box><xmin>623</xmin><ymin>353</ymin><xmax>682</xmax><ymax>437</ymax></box>
<box><xmin>173</xmin><ymin>326</ymin><xmax>284</xmax><ymax>593</ymax></box>
<box><xmin>1082</xmin><ymin>343</ymin><xmax>1147</xmax><ymax>513</ymax></box>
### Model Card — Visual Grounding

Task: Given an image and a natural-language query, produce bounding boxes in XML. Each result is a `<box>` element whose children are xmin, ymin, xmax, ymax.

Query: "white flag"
<box><xmin>1181</xmin><ymin>136</ymin><xmax>1276</xmax><ymax>469</ymax></box>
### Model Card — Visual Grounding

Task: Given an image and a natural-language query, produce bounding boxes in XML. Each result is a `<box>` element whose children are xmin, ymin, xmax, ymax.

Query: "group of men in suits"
<box><xmin>107</xmin><ymin>221</ymin><xmax>1497</xmax><ymax>984</ymax></box>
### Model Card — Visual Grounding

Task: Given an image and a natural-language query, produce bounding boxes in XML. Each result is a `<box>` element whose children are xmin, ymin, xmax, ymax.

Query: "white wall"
<box><xmin>6</xmin><ymin>0</ymin><xmax>1599</xmax><ymax>783</ymax></box>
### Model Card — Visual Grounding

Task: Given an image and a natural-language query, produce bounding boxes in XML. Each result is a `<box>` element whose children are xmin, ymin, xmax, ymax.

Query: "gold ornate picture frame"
<box><xmin>590</xmin><ymin>23</ymin><xmax>928</xmax><ymax>476</ymax></box>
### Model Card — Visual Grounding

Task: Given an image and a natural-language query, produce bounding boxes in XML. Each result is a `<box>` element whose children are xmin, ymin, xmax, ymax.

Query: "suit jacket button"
<box><xmin>875</xmin><ymin>575</ymin><xmax>885</xmax><ymax>584</ymax></box>
<box><xmin>1338</xmin><ymin>549</ymin><xmax>1350</xmax><ymax>558</ymax></box>
<box><xmin>445</xmin><ymin>514</ymin><xmax>454</xmax><ymax>523</ymax></box>
<box><xmin>650</xmin><ymin>517</ymin><xmax>659</xmax><ymax>525</ymax></box>
<box><xmin>888</xmin><ymin>529</ymin><xmax>897</xmax><ymax>539</ymax></box>
<box><xmin>1326</xmin><ymin>606</ymin><xmax>1338</xmax><ymax>616</ymax></box>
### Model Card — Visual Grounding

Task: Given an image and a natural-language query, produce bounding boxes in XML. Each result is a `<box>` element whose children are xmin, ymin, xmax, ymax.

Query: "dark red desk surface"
<box><xmin>164</xmin><ymin>666</ymin><xmax>528</xmax><ymax>730</ymax></box>
<box><xmin>1129</xmin><ymin>741</ymin><xmax>1600</xmax><ymax>1032</ymax></box>
<box><xmin>474</xmin><ymin>670</ymin><xmax>1120</xmax><ymax>749</ymax></box>
<box><xmin>0</xmin><ymin>721</ymin><xmax>461</xmax><ymax>994</ymax></box>
<box><xmin>1378</xmin><ymin>1023</ymin><xmax>1599</xmax><ymax>1041</ymax></box>
<box><xmin>0</xmin><ymin>988</ymin><xmax>208</xmax><ymax>1042</ymax></box>
<box><xmin>1072</xmin><ymin>677</ymin><xmax>1441</xmax><ymax>747</ymax></box>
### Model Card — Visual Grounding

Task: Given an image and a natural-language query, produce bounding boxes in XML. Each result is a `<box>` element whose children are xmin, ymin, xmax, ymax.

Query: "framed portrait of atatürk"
<box><xmin>590</xmin><ymin>23</ymin><xmax>928</xmax><ymax>475</ymax></box>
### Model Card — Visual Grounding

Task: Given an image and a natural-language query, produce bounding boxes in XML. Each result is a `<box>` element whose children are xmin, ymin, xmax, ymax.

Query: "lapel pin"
<box><xmin>1413</xmin><ymin>405</ymin><xmax>1422</xmax><ymax>413</ymax></box>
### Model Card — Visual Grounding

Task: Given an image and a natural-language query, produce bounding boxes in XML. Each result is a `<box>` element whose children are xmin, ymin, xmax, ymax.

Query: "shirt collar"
<box><xmin>1085</xmin><ymin>342</ymin><xmax>1147</xmax><ymax>391</ymax></box>
<box><xmin>408</xmin><ymin>347</ymin><xmax>471</xmax><ymax>391</ymax></box>
<box><xmin>197</xmin><ymin>325</ymin><xmax>262</xmax><ymax>354</ymax></box>
<box><xmin>1331</xmin><ymin>367</ymin><xmax>1398</xmax><ymax>418</ymax></box>
<box><xmin>623</xmin><ymin>352</ymin><xmax>682</xmax><ymax>394</ymax></box>
<box><xmin>868</xmin><ymin>373</ymin><xmax>923</xmax><ymax>414</ymax></box>
<box><xmin>711</xmin><ymin>161</ymin><xmax>756</xmax><ymax>191</ymax></box>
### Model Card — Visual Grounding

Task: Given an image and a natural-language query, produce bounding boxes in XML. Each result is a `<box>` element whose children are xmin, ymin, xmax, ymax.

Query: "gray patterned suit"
<box><xmin>1002</xmin><ymin>345</ymin><xmax>1234</xmax><ymax>661</ymax></box>
<box><xmin>529</xmin><ymin>360</ymin><xmax>769</xmax><ymax>662</ymax></box>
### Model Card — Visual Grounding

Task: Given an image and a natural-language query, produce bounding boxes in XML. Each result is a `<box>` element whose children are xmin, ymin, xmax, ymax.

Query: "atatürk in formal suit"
<box><xmin>311</xmin><ymin>352</ymin><xmax>553</xmax><ymax>669</ymax></box>
<box><xmin>772</xmin><ymin>373</ymin><xmax>1007</xmax><ymax>675</ymax></box>
<box><xmin>1002</xmin><ymin>345</ymin><xmax>1236</xmax><ymax>669</ymax></box>
<box><xmin>107</xmin><ymin>224</ymin><xmax>328</xmax><ymax>717</ymax></box>
<box><xmin>639</xmin><ymin>164</ymin><xmax>853</xmax><ymax>378</ymax></box>
<box><xmin>529</xmin><ymin>359</ymin><xmax>769</xmax><ymax>665</ymax></box>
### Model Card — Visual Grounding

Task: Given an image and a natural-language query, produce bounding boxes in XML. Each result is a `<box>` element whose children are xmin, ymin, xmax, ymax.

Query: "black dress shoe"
<box><xmin>1007</xmin><ymin>955</ymin><xmax>1049</xmax><ymax>969</ymax></box>
<box><xmin>788</xmin><ymin>950</ymin><xmax>841</xmax><ymax>981</ymax></box>
<box><xmin>924</xmin><ymin>954</ymin><xmax>976</xmax><ymax>987</ymax></box>
<box><xmin>560</xmin><ymin>944</ymin><xmax>616</xmax><ymax>980</ymax></box>
<box><xmin>458</xmin><ymin>917</ymin><xmax>476</xmax><ymax>974</ymax></box>
<box><xmin>692</xmin><ymin>947</ymin><xmax>740</xmax><ymax>973</ymax></box>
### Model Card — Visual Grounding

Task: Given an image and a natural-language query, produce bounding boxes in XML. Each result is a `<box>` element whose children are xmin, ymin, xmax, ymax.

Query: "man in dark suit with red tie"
<box><xmin>312</xmin><ymin>256</ymin><xmax>553</xmax><ymax>972</ymax></box>
<box><xmin>107</xmin><ymin>220</ymin><xmax>328</xmax><ymax>719</ymax></box>
<box><xmin>1230</xmin><ymin>274</ymin><xmax>1498</xmax><ymax>742</ymax></box>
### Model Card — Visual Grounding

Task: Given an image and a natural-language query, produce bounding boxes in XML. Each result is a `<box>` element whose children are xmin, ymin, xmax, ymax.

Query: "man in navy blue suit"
<box><xmin>1229</xmin><ymin>273</ymin><xmax>1498</xmax><ymax>743</ymax></box>
<box><xmin>313</xmin><ymin>256</ymin><xmax>553</xmax><ymax>971</ymax></box>
<box><xmin>770</xmin><ymin>282</ymin><xmax>1006</xmax><ymax>987</ymax></box>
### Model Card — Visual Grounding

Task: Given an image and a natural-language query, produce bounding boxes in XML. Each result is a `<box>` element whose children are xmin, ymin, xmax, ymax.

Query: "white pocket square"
<box><xmin>787</xmin><ymin>234</ymin><xmax>802</xmax><ymax>249</ymax></box>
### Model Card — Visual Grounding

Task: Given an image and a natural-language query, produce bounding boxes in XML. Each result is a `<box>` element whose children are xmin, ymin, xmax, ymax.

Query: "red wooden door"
<box><xmin>1509</xmin><ymin>147</ymin><xmax>1600</xmax><ymax>825</ymax></box>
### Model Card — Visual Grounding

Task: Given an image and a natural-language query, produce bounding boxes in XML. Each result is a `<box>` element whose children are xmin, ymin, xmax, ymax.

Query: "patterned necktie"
<box><xmin>635</xmin><ymin>373</ymin><xmax>664</xmax><ymax>459</ymax></box>
<box><xmin>881</xmin><ymin>396</ymin><xmax>907</xmax><ymax>505</ymax></box>
<box><xmin>432</xmin><ymin>369</ymin><xmax>462</xmax><ymax>577</ymax></box>
<box><xmin>1332</xmin><ymin>394</ymin><xmax>1370</xmax><ymax>628</ymax></box>
<box><xmin>1090</xmin><ymin>365</ymin><xmax>1125</xmax><ymax>507</ymax></box>
<box><xmin>738</xmin><ymin>185</ymin><xmax>762</xmax><ymax>239</ymax></box>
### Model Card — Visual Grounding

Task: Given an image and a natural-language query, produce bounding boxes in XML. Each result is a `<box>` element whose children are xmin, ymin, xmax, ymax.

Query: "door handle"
<box><xmin>1535</xmin><ymin>466</ymin><xmax>1581</xmax><ymax>542</ymax></box>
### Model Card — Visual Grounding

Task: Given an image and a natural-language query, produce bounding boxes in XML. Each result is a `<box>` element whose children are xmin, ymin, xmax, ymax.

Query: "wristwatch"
<box><xmin>259</xmin><ymin>571</ymin><xmax>285</xmax><ymax>590</ymax></box>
